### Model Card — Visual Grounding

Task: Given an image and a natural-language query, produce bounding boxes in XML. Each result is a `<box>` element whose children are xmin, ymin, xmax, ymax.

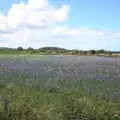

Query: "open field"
<box><xmin>0</xmin><ymin>55</ymin><xmax>120</xmax><ymax>98</ymax></box>
<box><xmin>0</xmin><ymin>55</ymin><xmax>120</xmax><ymax>119</ymax></box>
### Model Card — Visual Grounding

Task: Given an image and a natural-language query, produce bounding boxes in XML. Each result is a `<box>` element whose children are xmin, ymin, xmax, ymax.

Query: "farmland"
<box><xmin>0</xmin><ymin>55</ymin><xmax>120</xmax><ymax>120</ymax></box>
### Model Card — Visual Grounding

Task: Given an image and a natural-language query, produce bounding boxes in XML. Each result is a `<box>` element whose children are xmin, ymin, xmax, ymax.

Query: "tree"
<box><xmin>17</xmin><ymin>47</ymin><xmax>24</xmax><ymax>51</ymax></box>
<box><xmin>27</xmin><ymin>47</ymin><xmax>34</xmax><ymax>51</ymax></box>
<box><xmin>88</xmin><ymin>50</ymin><xmax>96</xmax><ymax>55</ymax></box>
<box><xmin>97</xmin><ymin>49</ymin><xmax>105</xmax><ymax>54</ymax></box>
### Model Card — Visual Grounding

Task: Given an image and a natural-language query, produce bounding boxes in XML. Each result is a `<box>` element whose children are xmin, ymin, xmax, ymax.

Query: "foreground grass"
<box><xmin>0</xmin><ymin>85</ymin><xmax>119</xmax><ymax>120</ymax></box>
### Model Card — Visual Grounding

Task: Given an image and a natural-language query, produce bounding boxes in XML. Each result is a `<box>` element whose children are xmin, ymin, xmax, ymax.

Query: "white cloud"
<box><xmin>28</xmin><ymin>0</ymin><xmax>49</xmax><ymax>9</ymax></box>
<box><xmin>0</xmin><ymin>0</ymin><xmax>120</xmax><ymax>50</ymax></box>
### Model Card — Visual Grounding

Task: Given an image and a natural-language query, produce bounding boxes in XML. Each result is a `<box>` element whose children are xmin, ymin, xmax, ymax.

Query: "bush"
<box><xmin>61</xmin><ymin>95</ymin><xmax>120</xmax><ymax>120</ymax></box>
<box><xmin>17</xmin><ymin>47</ymin><xmax>24</xmax><ymax>51</ymax></box>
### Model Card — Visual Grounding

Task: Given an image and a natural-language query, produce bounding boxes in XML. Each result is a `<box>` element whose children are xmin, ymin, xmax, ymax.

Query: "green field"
<box><xmin>0</xmin><ymin>55</ymin><xmax>120</xmax><ymax>120</ymax></box>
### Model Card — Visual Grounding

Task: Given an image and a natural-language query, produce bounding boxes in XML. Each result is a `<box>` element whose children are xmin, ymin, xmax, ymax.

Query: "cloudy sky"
<box><xmin>0</xmin><ymin>0</ymin><xmax>120</xmax><ymax>50</ymax></box>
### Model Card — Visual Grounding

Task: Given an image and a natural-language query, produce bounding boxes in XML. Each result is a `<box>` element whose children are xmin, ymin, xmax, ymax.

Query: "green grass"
<box><xmin>0</xmin><ymin>55</ymin><xmax>120</xmax><ymax>119</ymax></box>
<box><xmin>0</xmin><ymin>85</ymin><xmax>119</xmax><ymax>120</ymax></box>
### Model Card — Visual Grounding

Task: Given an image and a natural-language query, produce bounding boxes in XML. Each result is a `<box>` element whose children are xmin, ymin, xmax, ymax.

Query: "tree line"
<box><xmin>0</xmin><ymin>46</ymin><xmax>119</xmax><ymax>56</ymax></box>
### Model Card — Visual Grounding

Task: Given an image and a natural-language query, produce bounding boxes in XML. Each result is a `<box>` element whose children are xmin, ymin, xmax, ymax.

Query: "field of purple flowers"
<box><xmin>0</xmin><ymin>55</ymin><xmax>120</xmax><ymax>120</ymax></box>
<box><xmin>0</xmin><ymin>55</ymin><xmax>120</xmax><ymax>99</ymax></box>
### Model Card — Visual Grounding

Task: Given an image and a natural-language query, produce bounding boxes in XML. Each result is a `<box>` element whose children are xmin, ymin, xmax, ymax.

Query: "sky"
<box><xmin>0</xmin><ymin>0</ymin><xmax>120</xmax><ymax>51</ymax></box>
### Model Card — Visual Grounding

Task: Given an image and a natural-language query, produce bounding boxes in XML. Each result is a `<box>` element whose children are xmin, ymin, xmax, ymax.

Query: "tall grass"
<box><xmin>0</xmin><ymin>85</ymin><xmax>119</xmax><ymax>120</ymax></box>
<box><xmin>0</xmin><ymin>55</ymin><xmax>120</xmax><ymax>119</ymax></box>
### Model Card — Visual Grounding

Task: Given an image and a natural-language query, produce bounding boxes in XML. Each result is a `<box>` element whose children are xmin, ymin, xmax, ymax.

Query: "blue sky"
<box><xmin>51</xmin><ymin>0</ymin><xmax>120</xmax><ymax>30</ymax></box>
<box><xmin>1</xmin><ymin>0</ymin><xmax>120</xmax><ymax>29</ymax></box>
<box><xmin>0</xmin><ymin>0</ymin><xmax>120</xmax><ymax>50</ymax></box>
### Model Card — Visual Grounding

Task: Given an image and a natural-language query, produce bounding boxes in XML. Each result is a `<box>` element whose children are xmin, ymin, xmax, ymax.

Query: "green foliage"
<box><xmin>0</xmin><ymin>86</ymin><xmax>119</xmax><ymax>120</ymax></box>
<box><xmin>88</xmin><ymin>50</ymin><xmax>96</xmax><ymax>55</ymax></box>
<box><xmin>0</xmin><ymin>55</ymin><xmax>119</xmax><ymax>119</ymax></box>
<box><xmin>0</xmin><ymin>46</ymin><xmax>117</xmax><ymax>57</ymax></box>
<box><xmin>62</xmin><ymin>94</ymin><xmax>120</xmax><ymax>120</ymax></box>
<box><xmin>17</xmin><ymin>47</ymin><xmax>24</xmax><ymax>51</ymax></box>
<box><xmin>27</xmin><ymin>47</ymin><xmax>34</xmax><ymax>51</ymax></box>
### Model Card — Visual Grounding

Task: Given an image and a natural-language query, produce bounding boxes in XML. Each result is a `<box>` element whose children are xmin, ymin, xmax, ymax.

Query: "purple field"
<box><xmin>0</xmin><ymin>55</ymin><xmax>120</xmax><ymax>99</ymax></box>
<box><xmin>0</xmin><ymin>55</ymin><xmax>120</xmax><ymax>80</ymax></box>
